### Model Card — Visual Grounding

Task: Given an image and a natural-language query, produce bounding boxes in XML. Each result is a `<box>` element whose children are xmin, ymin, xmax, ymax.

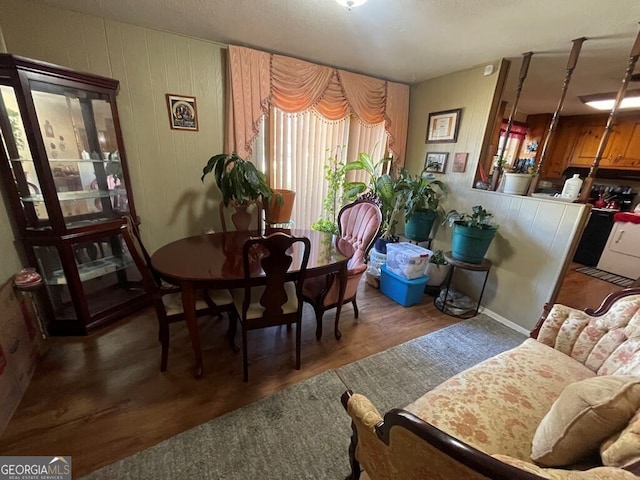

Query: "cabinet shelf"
<box><xmin>21</xmin><ymin>189</ymin><xmax>121</xmax><ymax>202</ymax></box>
<box><xmin>48</xmin><ymin>254</ymin><xmax>134</xmax><ymax>285</ymax></box>
<box><xmin>11</xmin><ymin>157</ymin><xmax>119</xmax><ymax>164</ymax></box>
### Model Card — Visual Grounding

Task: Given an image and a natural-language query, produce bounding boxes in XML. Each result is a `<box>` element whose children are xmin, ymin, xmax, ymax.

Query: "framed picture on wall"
<box><xmin>166</xmin><ymin>94</ymin><xmax>199</xmax><ymax>131</ymax></box>
<box><xmin>452</xmin><ymin>152</ymin><xmax>468</xmax><ymax>172</ymax></box>
<box><xmin>426</xmin><ymin>108</ymin><xmax>461</xmax><ymax>143</ymax></box>
<box><xmin>424</xmin><ymin>152</ymin><xmax>448</xmax><ymax>173</ymax></box>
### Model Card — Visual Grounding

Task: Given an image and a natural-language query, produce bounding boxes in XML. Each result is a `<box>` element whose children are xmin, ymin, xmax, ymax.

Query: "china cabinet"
<box><xmin>0</xmin><ymin>54</ymin><xmax>149</xmax><ymax>335</ymax></box>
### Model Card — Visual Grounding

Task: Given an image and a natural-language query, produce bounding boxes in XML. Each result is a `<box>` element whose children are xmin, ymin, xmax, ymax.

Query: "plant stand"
<box><xmin>434</xmin><ymin>251</ymin><xmax>491</xmax><ymax>319</ymax></box>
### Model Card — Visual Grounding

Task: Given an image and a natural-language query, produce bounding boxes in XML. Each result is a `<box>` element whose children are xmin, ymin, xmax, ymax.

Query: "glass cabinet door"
<box><xmin>34</xmin><ymin>232</ymin><xmax>143</xmax><ymax>323</ymax></box>
<box><xmin>28</xmin><ymin>80</ymin><xmax>130</xmax><ymax>229</ymax></box>
<box><xmin>0</xmin><ymin>84</ymin><xmax>52</xmax><ymax>226</ymax></box>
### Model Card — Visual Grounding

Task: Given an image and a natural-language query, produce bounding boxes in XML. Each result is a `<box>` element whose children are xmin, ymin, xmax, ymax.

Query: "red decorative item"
<box><xmin>13</xmin><ymin>268</ymin><xmax>42</xmax><ymax>289</ymax></box>
<box><xmin>613</xmin><ymin>212</ymin><xmax>640</xmax><ymax>224</ymax></box>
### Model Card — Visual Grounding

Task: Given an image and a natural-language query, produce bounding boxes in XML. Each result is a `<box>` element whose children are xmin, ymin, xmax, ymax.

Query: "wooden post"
<box><xmin>527</xmin><ymin>38</ymin><xmax>586</xmax><ymax>196</ymax></box>
<box><xmin>578</xmin><ymin>25</ymin><xmax>640</xmax><ymax>202</ymax></box>
<box><xmin>491</xmin><ymin>52</ymin><xmax>534</xmax><ymax>191</ymax></box>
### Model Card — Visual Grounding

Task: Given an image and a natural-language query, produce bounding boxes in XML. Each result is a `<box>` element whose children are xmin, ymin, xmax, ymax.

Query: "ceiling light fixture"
<box><xmin>580</xmin><ymin>90</ymin><xmax>640</xmax><ymax>111</ymax></box>
<box><xmin>335</xmin><ymin>0</ymin><xmax>368</xmax><ymax>10</ymax></box>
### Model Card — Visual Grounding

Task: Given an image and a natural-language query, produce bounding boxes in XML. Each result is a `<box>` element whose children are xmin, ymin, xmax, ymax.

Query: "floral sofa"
<box><xmin>342</xmin><ymin>288</ymin><xmax>640</xmax><ymax>479</ymax></box>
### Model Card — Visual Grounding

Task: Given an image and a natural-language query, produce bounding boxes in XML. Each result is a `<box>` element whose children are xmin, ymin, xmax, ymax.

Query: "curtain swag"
<box><xmin>225</xmin><ymin>45</ymin><xmax>409</xmax><ymax>166</ymax></box>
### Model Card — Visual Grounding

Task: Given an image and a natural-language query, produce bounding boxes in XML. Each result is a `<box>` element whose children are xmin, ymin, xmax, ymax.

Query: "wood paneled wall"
<box><xmin>0</xmin><ymin>0</ymin><xmax>226</xmax><ymax>257</ymax></box>
<box><xmin>405</xmin><ymin>63</ymin><xmax>589</xmax><ymax>331</ymax></box>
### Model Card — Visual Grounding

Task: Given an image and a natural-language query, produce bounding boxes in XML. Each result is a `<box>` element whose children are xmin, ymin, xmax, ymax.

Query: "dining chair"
<box><xmin>120</xmin><ymin>217</ymin><xmax>236</xmax><ymax>372</ymax></box>
<box><xmin>230</xmin><ymin>232</ymin><xmax>310</xmax><ymax>381</ymax></box>
<box><xmin>302</xmin><ymin>198</ymin><xmax>382</xmax><ymax>340</ymax></box>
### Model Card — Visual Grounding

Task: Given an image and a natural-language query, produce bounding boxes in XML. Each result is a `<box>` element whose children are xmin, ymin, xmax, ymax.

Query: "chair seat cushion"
<box><xmin>162</xmin><ymin>293</ymin><xmax>211</xmax><ymax>316</ymax></box>
<box><xmin>231</xmin><ymin>282</ymin><xmax>298</xmax><ymax>320</ymax></box>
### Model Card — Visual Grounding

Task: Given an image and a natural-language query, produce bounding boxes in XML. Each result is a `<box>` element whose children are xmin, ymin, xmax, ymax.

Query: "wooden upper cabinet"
<box><xmin>604</xmin><ymin>120</ymin><xmax>640</xmax><ymax>168</ymax></box>
<box><xmin>570</xmin><ymin>120</ymin><xmax>612</xmax><ymax>166</ymax></box>
<box><xmin>564</xmin><ymin>113</ymin><xmax>640</xmax><ymax>170</ymax></box>
<box><xmin>542</xmin><ymin>120</ymin><xmax>581</xmax><ymax>178</ymax></box>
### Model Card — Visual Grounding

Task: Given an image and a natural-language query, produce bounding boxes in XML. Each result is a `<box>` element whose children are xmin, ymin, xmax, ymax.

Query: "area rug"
<box><xmin>82</xmin><ymin>315</ymin><xmax>526</xmax><ymax>480</ymax></box>
<box><xmin>575</xmin><ymin>266</ymin><xmax>635</xmax><ymax>287</ymax></box>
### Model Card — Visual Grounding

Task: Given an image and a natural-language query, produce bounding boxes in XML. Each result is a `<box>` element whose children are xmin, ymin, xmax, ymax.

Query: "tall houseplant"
<box><xmin>201</xmin><ymin>152</ymin><xmax>273</xmax><ymax>230</ymax></box>
<box><xmin>400</xmin><ymin>168</ymin><xmax>447</xmax><ymax>242</ymax></box>
<box><xmin>444</xmin><ymin>205</ymin><xmax>498</xmax><ymax>263</ymax></box>
<box><xmin>342</xmin><ymin>152</ymin><xmax>404</xmax><ymax>250</ymax></box>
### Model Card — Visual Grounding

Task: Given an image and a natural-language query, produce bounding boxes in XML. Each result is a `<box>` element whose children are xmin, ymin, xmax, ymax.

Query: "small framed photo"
<box><xmin>452</xmin><ymin>152</ymin><xmax>468</xmax><ymax>173</ymax></box>
<box><xmin>166</xmin><ymin>94</ymin><xmax>198</xmax><ymax>131</ymax></box>
<box><xmin>425</xmin><ymin>152</ymin><xmax>448</xmax><ymax>173</ymax></box>
<box><xmin>426</xmin><ymin>108</ymin><xmax>462</xmax><ymax>143</ymax></box>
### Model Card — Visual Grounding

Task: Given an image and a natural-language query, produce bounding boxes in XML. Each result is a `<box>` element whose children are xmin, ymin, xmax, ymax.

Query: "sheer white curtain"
<box><xmin>251</xmin><ymin>107</ymin><xmax>388</xmax><ymax>230</ymax></box>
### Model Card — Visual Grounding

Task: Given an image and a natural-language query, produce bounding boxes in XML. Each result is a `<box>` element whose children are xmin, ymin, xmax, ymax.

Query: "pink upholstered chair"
<box><xmin>303</xmin><ymin>198</ymin><xmax>382</xmax><ymax>340</ymax></box>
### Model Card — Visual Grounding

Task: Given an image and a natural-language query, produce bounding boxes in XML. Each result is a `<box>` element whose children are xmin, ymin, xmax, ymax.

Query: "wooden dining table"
<box><xmin>150</xmin><ymin>229</ymin><xmax>355</xmax><ymax>377</ymax></box>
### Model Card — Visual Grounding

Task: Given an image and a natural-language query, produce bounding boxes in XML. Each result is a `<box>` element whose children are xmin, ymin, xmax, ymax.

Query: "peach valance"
<box><xmin>225</xmin><ymin>45</ymin><xmax>409</xmax><ymax>165</ymax></box>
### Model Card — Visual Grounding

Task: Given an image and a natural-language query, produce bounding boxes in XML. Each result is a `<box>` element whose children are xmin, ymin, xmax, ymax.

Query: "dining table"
<box><xmin>150</xmin><ymin>228</ymin><xmax>355</xmax><ymax>377</ymax></box>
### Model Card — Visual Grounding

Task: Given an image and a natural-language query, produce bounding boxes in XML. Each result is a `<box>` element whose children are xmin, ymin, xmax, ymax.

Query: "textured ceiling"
<box><xmin>34</xmin><ymin>0</ymin><xmax>640</xmax><ymax>115</ymax></box>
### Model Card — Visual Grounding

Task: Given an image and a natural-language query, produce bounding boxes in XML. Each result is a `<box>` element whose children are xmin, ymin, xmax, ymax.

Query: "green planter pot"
<box><xmin>405</xmin><ymin>210</ymin><xmax>437</xmax><ymax>242</ymax></box>
<box><xmin>451</xmin><ymin>222</ymin><xmax>497</xmax><ymax>264</ymax></box>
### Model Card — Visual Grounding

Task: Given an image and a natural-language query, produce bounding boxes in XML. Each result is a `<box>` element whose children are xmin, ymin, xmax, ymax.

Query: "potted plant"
<box><xmin>400</xmin><ymin>168</ymin><xmax>447</xmax><ymax>242</ymax></box>
<box><xmin>444</xmin><ymin>205</ymin><xmax>498</xmax><ymax>263</ymax></box>
<box><xmin>342</xmin><ymin>151</ymin><xmax>403</xmax><ymax>252</ymax></box>
<box><xmin>312</xmin><ymin>147</ymin><xmax>354</xmax><ymax>234</ymax></box>
<box><xmin>503</xmin><ymin>158</ymin><xmax>536</xmax><ymax>195</ymax></box>
<box><xmin>425</xmin><ymin>249</ymin><xmax>450</xmax><ymax>287</ymax></box>
<box><xmin>201</xmin><ymin>152</ymin><xmax>273</xmax><ymax>230</ymax></box>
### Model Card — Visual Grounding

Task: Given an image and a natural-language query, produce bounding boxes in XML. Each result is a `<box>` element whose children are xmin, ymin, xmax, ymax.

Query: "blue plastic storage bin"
<box><xmin>380</xmin><ymin>264</ymin><xmax>428</xmax><ymax>307</ymax></box>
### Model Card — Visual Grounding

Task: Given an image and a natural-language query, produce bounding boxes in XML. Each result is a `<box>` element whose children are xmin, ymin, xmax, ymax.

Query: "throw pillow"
<box><xmin>531</xmin><ymin>375</ymin><xmax>640</xmax><ymax>467</ymax></box>
<box><xmin>600</xmin><ymin>409</ymin><xmax>640</xmax><ymax>468</ymax></box>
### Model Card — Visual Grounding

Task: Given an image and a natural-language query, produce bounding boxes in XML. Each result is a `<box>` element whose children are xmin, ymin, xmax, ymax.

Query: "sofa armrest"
<box><xmin>493</xmin><ymin>454</ymin><xmax>640</xmax><ymax>479</ymax></box>
<box><xmin>341</xmin><ymin>390</ymin><xmax>546</xmax><ymax>480</ymax></box>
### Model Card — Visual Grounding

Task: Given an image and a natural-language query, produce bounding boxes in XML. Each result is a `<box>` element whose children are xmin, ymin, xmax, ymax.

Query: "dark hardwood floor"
<box><xmin>0</xmin><ymin>265</ymin><xmax>624</xmax><ymax>477</ymax></box>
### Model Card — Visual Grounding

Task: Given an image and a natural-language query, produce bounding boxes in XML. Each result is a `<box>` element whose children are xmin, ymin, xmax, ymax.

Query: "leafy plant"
<box><xmin>429</xmin><ymin>249</ymin><xmax>447</xmax><ymax>265</ymax></box>
<box><xmin>201</xmin><ymin>152</ymin><xmax>273</xmax><ymax>207</ymax></box>
<box><xmin>340</xmin><ymin>151</ymin><xmax>404</xmax><ymax>240</ymax></box>
<box><xmin>400</xmin><ymin>168</ymin><xmax>447</xmax><ymax>222</ymax></box>
<box><xmin>312</xmin><ymin>147</ymin><xmax>355</xmax><ymax>235</ymax></box>
<box><xmin>444</xmin><ymin>205</ymin><xmax>498</xmax><ymax>230</ymax></box>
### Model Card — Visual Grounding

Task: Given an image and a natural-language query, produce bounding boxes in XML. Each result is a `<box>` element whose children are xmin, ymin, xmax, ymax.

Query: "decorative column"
<box><xmin>527</xmin><ymin>37</ymin><xmax>586</xmax><ymax>195</ymax></box>
<box><xmin>578</xmin><ymin>25</ymin><xmax>640</xmax><ymax>202</ymax></box>
<box><xmin>491</xmin><ymin>52</ymin><xmax>534</xmax><ymax>191</ymax></box>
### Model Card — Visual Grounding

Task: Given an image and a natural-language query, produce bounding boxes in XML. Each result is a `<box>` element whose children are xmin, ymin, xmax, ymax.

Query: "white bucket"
<box><xmin>503</xmin><ymin>173</ymin><xmax>531</xmax><ymax>195</ymax></box>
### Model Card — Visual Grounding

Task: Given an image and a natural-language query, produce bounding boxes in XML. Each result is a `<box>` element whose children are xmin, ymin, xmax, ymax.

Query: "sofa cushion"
<box><xmin>493</xmin><ymin>454</ymin><xmax>640</xmax><ymax>479</ymax></box>
<box><xmin>531</xmin><ymin>376</ymin><xmax>640</xmax><ymax>467</ymax></box>
<box><xmin>600</xmin><ymin>409</ymin><xmax>640</xmax><ymax>468</ymax></box>
<box><xmin>536</xmin><ymin>296</ymin><xmax>640</xmax><ymax>376</ymax></box>
<box><xmin>405</xmin><ymin>338</ymin><xmax>595</xmax><ymax>461</ymax></box>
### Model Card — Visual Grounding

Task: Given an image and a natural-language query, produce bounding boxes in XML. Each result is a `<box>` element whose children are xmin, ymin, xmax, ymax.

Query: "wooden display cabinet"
<box><xmin>0</xmin><ymin>54</ymin><xmax>149</xmax><ymax>335</ymax></box>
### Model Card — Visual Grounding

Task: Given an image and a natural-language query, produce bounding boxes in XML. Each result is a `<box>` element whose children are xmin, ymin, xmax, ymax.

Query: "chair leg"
<box><xmin>352</xmin><ymin>298</ymin><xmax>359</xmax><ymax>318</ymax></box>
<box><xmin>159</xmin><ymin>320</ymin><xmax>169</xmax><ymax>372</ymax></box>
<box><xmin>227</xmin><ymin>310</ymin><xmax>240</xmax><ymax>352</ymax></box>
<box><xmin>314</xmin><ymin>305</ymin><xmax>325</xmax><ymax>341</ymax></box>
<box><xmin>295</xmin><ymin>315</ymin><xmax>302</xmax><ymax>370</ymax></box>
<box><xmin>242</xmin><ymin>322</ymin><xmax>249</xmax><ymax>382</ymax></box>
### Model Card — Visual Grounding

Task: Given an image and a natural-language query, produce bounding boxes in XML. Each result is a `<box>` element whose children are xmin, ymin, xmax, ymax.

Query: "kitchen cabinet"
<box><xmin>569</xmin><ymin>119</ymin><xmax>613</xmax><ymax>167</ymax></box>
<box><xmin>0</xmin><ymin>54</ymin><xmax>149</xmax><ymax>335</ymax></box>
<box><xmin>541</xmin><ymin>119</ymin><xmax>581</xmax><ymax>179</ymax></box>
<box><xmin>602</xmin><ymin>120</ymin><xmax>640</xmax><ymax>169</ymax></box>
<box><xmin>597</xmin><ymin>218</ymin><xmax>640</xmax><ymax>280</ymax></box>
